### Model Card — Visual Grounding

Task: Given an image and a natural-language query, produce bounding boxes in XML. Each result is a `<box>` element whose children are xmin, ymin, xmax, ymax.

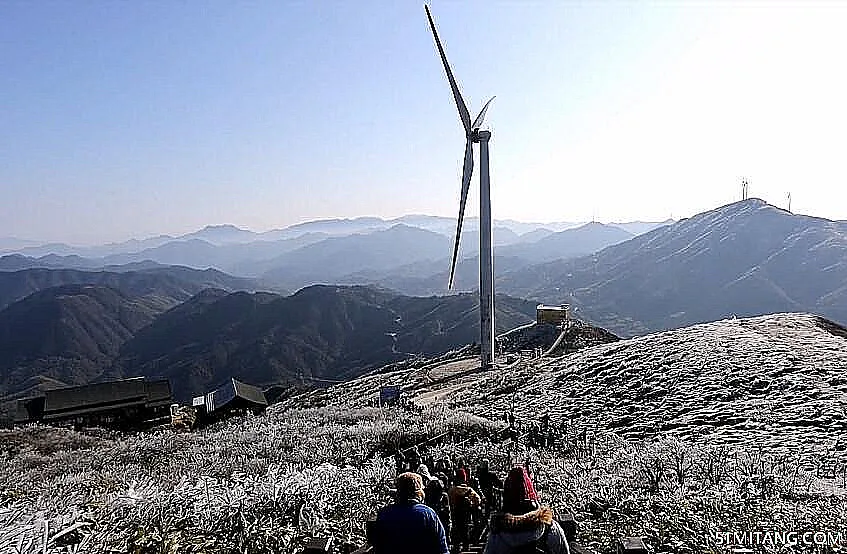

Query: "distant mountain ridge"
<box><xmin>497</xmin><ymin>222</ymin><xmax>633</xmax><ymax>263</ymax></box>
<box><xmin>339</xmin><ymin>254</ymin><xmax>534</xmax><ymax>296</ymax></box>
<box><xmin>333</xmin><ymin>222</ymin><xmax>634</xmax><ymax>296</ymax></box>
<box><xmin>0</xmin><ymin>214</ymin><xmax>668</xmax><ymax>263</ymax></box>
<box><xmin>7</xmin><ymin>200</ymin><xmax>844</xmax><ymax>338</ymax></box>
<box><xmin>110</xmin><ymin>285</ymin><xmax>537</xmax><ymax>399</ymax></box>
<box><xmin>259</xmin><ymin>225</ymin><xmax>451</xmax><ymax>289</ymax></box>
<box><xmin>0</xmin><ymin>266</ymin><xmax>263</xmax><ymax>312</ymax></box>
<box><xmin>498</xmin><ymin>199</ymin><xmax>847</xmax><ymax>336</ymax></box>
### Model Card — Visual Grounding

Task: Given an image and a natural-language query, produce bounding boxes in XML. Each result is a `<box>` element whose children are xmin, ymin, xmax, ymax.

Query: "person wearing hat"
<box><xmin>374</xmin><ymin>472</ymin><xmax>449</xmax><ymax>554</ymax></box>
<box><xmin>483</xmin><ymin>466</ymin><xmax>569</xmax><ymax>554</ymax></box>
<box><xmin>448</xmin><ymin>468</ymin><xmax>482</xmax><ymax>554</ymax></box>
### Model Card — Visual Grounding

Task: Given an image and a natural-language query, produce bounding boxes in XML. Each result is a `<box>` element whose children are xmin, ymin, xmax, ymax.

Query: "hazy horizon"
<box><xmin>1</xmin><ymin>210</ymin><xmax>675</xmax><ymax>247</ymax></box>
<box><xmin>4</xmin><ymin>2</ymin><xmax>847</xmax><ymax>243</ymax></box>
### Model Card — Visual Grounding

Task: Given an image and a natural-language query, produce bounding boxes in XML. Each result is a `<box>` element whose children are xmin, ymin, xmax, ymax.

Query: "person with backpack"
<box><xmin>419</xmin><ymin>463</ymin><xmax>451</xmax><ymax>533</ymax></box>
<box><xmin>373</xmin><ymin>472</ymin><xmax>449</xmax><ymax>554</ymax></box>
<box><xmin>483</xmin><ymin>466</ymin><xmax>570</xmax><ymax>554</ymax></box>
<box><xmin>423</xmin><ymin>470</ymin><xmax>452</xmax><ymax>540</ymax></box>
<box><xmin>447</xmin><ymin>468</ymin><xmax>482</xmax><ymax>554</ymax></box>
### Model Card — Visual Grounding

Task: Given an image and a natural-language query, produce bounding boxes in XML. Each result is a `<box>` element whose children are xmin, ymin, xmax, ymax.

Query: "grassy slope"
<box><xmin>304</xmin><ymin>313</ymin><xmax>847</xmax><ymax>452</ymax></box>
<box><xmin>3</xmin><ymin>406</ymin><xmax>845</xmax><ymax>553</ymax></box>
<box><xmin>3</xmin><ymin>312</ymin><xmax>847</xmax><ymax>553</ymax></box>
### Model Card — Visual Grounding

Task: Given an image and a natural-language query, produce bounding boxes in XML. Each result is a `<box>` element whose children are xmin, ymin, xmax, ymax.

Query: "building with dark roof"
<box><xmin>15</xmin><ymin>378</ymin><xmax>173</xmax><ymax>427</ymax></box>
<box><xmin>193</xmin><ymin>378</ymin><xmax>268</xmax><ymax>418</ymax></box>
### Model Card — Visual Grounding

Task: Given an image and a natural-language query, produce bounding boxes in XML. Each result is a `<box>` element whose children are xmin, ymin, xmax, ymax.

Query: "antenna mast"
<box><xmin>741</xmin><ymin>178</ymin><xmax>749</xmax><ymax>200</ymax></box>
<box><xmin>787</xmin><ymin>192</ymin><xmax>792</xmax><ymax>213</ymax></box>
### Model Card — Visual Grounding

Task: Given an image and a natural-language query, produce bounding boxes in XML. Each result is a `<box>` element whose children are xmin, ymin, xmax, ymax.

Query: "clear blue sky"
<box><xmin>3</xmin><ymin>1</ymin><xmax>847</xmax><ymax>244</ymax></box>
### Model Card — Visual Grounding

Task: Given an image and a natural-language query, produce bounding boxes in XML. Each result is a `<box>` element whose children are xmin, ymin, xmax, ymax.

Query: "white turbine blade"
<box><xmin>448</xmin><ymin>139</ymin><xmax>474</xmax><ymax>289</ymax></box>
<box><xmin>425</xmin><ymin>4</ymin><xmax>471</xmax><ymax>135</ymax></box>
<box><xmin>471</xmin><ymin>96</ymin><xmax>495</xmax><ymax>131</ymax></box>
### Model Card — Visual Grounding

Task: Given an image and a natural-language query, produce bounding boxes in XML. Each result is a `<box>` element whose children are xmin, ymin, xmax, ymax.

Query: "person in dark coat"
<box><xmin>483</xmin><ymin>466</ymin><xmax>569</xmax><ymax>554</ymax></box>
<box><xmin>477</xmin><ymin>458</ymin><xmax>503</xmax><ymax>516</ymax></box>
<box><xmin>423</xmin><ymin>470</ymin><xmax>452</xmax><ymax>539</ymax></box>
<box><xmin>374</xmin><ymin>472</ymin><xmax>449</xmax><ymax>554</ymax></box>
<box><xmin>448</xmin><ymin>468</ymin><xmax>482</xmax><ymax>553</ymax></box>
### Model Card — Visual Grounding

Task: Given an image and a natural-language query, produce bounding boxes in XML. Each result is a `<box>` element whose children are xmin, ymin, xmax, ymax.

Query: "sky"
<box><xmin>3</xmin><ymin>1</ymin><xmax>847</xmax><ymax>244</ymax></box>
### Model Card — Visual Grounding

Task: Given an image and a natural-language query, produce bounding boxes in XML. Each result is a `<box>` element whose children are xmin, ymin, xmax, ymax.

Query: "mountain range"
<box><xmin>2</xmin><ymin>199</ymin><xmax>847</xmax><ymax>414</ymax></box>
<box><xmin>0</xmin><ymin>216</ymin><xmax>664</xmax><ymax>289</ymax></box>
<box><xmin>109</xmin><ymin>285</ymin><xmax>537</xmax><ymax>400</ymax></box>
<box><xmin>0</xmin><ymin>283</ymin><xmax>537</xmax><ymax>405</ymax></box>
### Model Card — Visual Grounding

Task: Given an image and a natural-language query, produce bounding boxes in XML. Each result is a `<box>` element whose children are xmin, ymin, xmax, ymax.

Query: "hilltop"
<box><xmin>0</xmin><ymin>285</ymin><xmax>160</xmax><ymax>398</ymax></box>
<box><xmin>0</xmin><ymin>266</ymin><xmax>262</xmax><ymax>311</ymax></box>
<box><xmin>498</xmin><ymin>199</ymin><xmax>847</xmax><ymax>336</ymax></box>
<box><xmin>291</xmin><ymin>312</ymin><xmax>847</xmax><ymax>452</ymax></box>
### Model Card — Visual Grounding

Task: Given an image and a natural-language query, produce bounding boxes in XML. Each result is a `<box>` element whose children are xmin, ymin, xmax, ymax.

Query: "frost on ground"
<box><xmin>1</xmin><ymin>407</ymin><xmax>494</xmax><ymax>553</ymax></box>
<box><xmin>2</xmin><ymin>313</ymin><xmax>847</xmax><ymax>553</ymax></box>
<box><xmin>313</xmin><ymin>313</ymin><xmax>847</xmax><ymax>453</ymax></box>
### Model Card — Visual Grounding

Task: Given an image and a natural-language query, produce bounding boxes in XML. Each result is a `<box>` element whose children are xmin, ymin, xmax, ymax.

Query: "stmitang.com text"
<box><xmin>714</xmin><ymin>530</ymin><xmax>845</xmax><ymax>548</ymax></box>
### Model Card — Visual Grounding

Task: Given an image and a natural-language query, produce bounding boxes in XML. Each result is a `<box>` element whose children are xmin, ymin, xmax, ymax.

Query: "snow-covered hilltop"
<box><xmin>301</xmin><ymin>313</ymin><xmax>847</xmax><ymax>451</ymax></box>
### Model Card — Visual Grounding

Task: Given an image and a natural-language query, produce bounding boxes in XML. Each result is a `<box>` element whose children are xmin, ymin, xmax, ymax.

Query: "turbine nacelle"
<box><xmin>471</xmin><ymin>129</ymin><xmax>492</xmax><ymax>143</ymax></box>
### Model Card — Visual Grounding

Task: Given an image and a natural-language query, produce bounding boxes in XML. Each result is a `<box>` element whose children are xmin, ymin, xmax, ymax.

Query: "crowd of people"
<box><xmin>372</xmin><ymin>453</ymin><xmax>571</xmax><ymax>554</ymax></box>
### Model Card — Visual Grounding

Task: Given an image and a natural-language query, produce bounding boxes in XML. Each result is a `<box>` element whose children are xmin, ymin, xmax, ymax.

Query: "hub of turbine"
<box><xmin>471</xmin><ymin>130</ymin><xmax>491</xmax><ymax>143</ymax></box>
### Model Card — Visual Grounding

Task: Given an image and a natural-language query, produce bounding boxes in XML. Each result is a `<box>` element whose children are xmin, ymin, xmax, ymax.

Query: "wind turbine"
<box><xmin>425</xmin><ymin>4</ymin><xmax>496</xmax><ymax>369</ymax></box>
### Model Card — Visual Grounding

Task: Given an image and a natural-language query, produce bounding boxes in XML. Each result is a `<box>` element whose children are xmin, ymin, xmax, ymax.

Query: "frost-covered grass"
<box><xmin>435</xmin><ymin>434</ymin><xmax>847</xmax><ymax>554</ymax></box>
<box><xmin>0</xmin><ymin>406</ymin><xmax>496</xmax><ymax>554</ymax></box>
<box><xmin>303</xmin><ymin>314</ymin><xmax>847</xmax><ymax>453</ymax></box>
<box><xmin>3</xmin><ymin>313</ymin><xmax>847</xmax><ymax>553</ymax></box>
<box><xmin>2</xmin><ymin>404</ymin><xmax>845</xmax><ymax>554</ymax></box>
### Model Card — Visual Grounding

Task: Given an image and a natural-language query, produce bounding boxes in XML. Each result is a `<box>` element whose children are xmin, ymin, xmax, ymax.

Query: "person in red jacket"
<box><xmin>483</xmin><ymin>466</ymin><xmax>570</xmax><ymax>554</ymax></box>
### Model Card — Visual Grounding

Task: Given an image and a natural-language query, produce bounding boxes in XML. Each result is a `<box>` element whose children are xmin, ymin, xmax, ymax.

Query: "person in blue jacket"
<box><xmin>374</xmin><ymin>472</ymin><xmax>450</xmax><ymax>554</ymax></box>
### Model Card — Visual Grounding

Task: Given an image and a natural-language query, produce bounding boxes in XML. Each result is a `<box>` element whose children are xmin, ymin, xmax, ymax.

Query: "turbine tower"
<box><xmin>425</xmin><ymin>4</ymin><xmax>496</xmax><ymax>368</ymax></box>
